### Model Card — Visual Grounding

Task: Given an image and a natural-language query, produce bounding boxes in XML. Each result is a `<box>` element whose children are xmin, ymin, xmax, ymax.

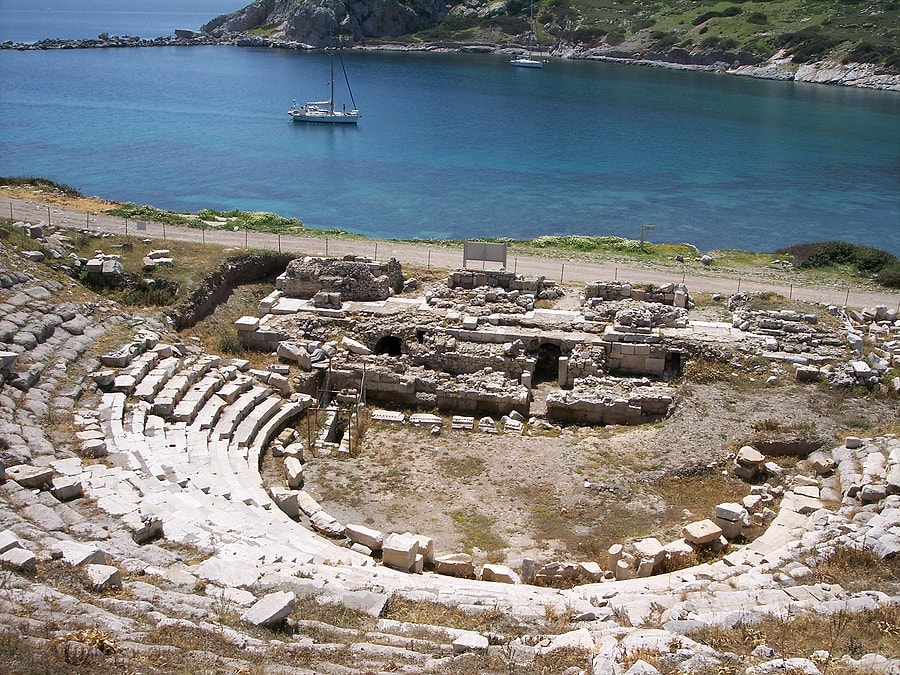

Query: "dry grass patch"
<box><xmin>382</xmin><ymin>596</ymin><xmax>519</xmax><ymax>635</ymax></box>
<box><xmin>449</xmin><ymin>506</ymin><xmax>509</xmax><ymax>554</ymax></box>
<box><xmin>812</xmin><ymin>546</ymin><xmax>900</xmax><ymax>595</ymax></box>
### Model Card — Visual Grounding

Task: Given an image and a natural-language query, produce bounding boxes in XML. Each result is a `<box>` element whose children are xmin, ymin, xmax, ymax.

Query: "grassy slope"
<box><xmin>414</xmin><ymin>0</ymin><xmax>900</xmax><ymax>68</ymax></box>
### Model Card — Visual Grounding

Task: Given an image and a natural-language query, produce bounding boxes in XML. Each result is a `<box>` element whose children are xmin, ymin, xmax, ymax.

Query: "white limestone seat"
<box><xmin>213</xmin><ymin>385</ymin><xmax>271</xmax><ymax>442</ymax></box>
<box><xmin>172</xmin><ymin>372</ymin><xmax>226</xmax><ymax>423</ymax></box>
<box><xmin>134</xmin><ymin>355</ymin><xmax>181</xmax><ymax>401</ymax></box>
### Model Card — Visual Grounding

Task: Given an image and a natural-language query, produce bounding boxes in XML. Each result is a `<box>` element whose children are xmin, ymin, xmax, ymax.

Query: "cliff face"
<box><xmin>202</xmin><ymin>0</ymin><xmax>449</xmax><ymax>47</ymax></box>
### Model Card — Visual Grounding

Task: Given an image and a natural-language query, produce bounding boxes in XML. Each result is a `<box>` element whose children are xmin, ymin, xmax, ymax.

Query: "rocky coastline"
<box><xmin>2</xmin><ymin>31</ymin><xmax>898</xmax><ymax>91</ymax></box>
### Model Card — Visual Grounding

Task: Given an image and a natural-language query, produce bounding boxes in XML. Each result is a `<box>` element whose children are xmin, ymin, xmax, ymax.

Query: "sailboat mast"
<box><xmin>329</xmin><ymin>49</ymin><xmax>335</xmax><ymax>113</ymax></box>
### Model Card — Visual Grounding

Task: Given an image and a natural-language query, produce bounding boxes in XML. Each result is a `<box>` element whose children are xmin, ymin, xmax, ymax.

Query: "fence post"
<box><xmin>278</xmin><ymin>233</ymin><xmax>282</xmax><ymax>254</ymax></box>
<box><xmin>737</xmin><ymin>277</ymin><xmax>741</xmax><ymax>293</ymax></box>
<box><xmin>374</xmin><ymin>242</ymin><xmax>378</xmax><ymax>260</ymax></box>
<box><xmin>124</xmin><ymin>217</ymin><xmax>128</xmax><ymax>236</ymax></box>
<box><xmin>325</xmin><ymin>237</ymin><xmax>329</xmax><ymax>256</ymax></box>
<box><xmin>427</xmin><ymin>250</ymin><xmax>431</xmax><ymax>270</ymax></box>
<box><xmin>560</xmin><ymin>263</ymin><xmax>565</xmax><ymax>283</ymax></box>
<box><xmin>47</xmin><ymin>205</ymin><xmax>51</xmax><ymax>225</ymax></box>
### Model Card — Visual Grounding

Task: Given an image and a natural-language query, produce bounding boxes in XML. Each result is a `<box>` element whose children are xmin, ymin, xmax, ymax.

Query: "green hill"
<box><xmin>204</xmin><ymin>0</ymin><xmax>900</xmax><ymax>70</ymax></box>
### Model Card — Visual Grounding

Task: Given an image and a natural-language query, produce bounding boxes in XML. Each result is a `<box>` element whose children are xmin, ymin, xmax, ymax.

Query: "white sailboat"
<box><xmin>289</xmin><ymin>44</ymin><xmax>360</xmax><ymax>124</ymax></box>
<box><xmin>510</xmin><ymin>0</ymin><xmax>545</xmax><ymax>68</ymax></box>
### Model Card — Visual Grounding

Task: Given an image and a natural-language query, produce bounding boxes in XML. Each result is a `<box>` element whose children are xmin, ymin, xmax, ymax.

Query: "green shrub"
<box><xmin>692</xmin><ymin>7</ymin><xmax>742</xmax><ymax>26</ymax></box>
<box><xmin>876</xmin><ymin>262</ymin><xmax>900</xmax><ymax>288</ymax></box>
<box><xmin>606</xmin><ymin>31</ymin><xmax>625</xmax><ymax>46</ymax></box>
<box><xmin>108</xmin><ymin>203</ymin><xmax>190</xmax><ymax>226</ymax></box>
<box><xmin>777</xmin><ymin>241</ymin><xmax>900</xmax><ymax>287</ymax></box>
<box><xmin>747</xmin><ymin>12</ymin><xmax>768</xmax><ymax>25</ymax></box>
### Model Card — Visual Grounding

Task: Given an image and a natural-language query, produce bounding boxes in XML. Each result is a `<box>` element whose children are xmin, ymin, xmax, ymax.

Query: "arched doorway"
<box><xmin>533</xmin><ymin>343</ymin><xmax>562</xmax><ymax>383</ymax></box>
<box><xmin>374</xmin><ymin>335</ymin><xmax>402</xmax><ymax>356</ymax></box>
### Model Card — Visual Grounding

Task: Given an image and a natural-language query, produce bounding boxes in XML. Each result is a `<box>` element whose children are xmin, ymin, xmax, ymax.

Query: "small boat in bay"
<box><xmin>510</xmin><ymin>0</ymin><xmax>545</xmax><ymax>69</ymax></box>
<box><xmin>289</xmin><ymin>45</ymin><xmax>359</xmax><ymax>124</ymax></box>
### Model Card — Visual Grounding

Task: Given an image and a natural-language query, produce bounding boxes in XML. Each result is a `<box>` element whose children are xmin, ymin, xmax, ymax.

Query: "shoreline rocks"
<box><xmin>1</xmin><ymin>32</ymin><xmax>896</xmax><ymax>91</ymax></box>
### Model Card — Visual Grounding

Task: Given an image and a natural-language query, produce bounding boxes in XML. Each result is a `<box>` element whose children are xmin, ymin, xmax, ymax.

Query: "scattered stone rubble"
<box><xmin>1</xmin><ymin>244</ymin><xmax>899</xmax><ymax>673</ymax></box>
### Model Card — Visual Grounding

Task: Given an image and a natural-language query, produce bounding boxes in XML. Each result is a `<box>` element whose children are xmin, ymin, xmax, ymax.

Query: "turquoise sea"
<box><xmin>1</xmin><ymin>1</ymin><xmax>899</xmax><ymax>255</ymax></box>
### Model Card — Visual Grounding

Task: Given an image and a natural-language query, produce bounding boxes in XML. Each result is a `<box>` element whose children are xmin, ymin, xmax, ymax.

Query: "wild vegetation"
<box><xmin>778</xmin><ymin>240</ymin><xmax>900</xmax><ymax>288</ymax></box>
<box><xmin>401</xmin><ymin>0</ymin><xmax>900</xmax><ymax>69</ymax></box>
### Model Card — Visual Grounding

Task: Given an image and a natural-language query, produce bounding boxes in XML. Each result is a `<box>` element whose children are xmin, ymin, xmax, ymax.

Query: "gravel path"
<box><xmin>4</xmin><ymin>194</ymin><xmax>899</xmax><ymax>310</ymax></box>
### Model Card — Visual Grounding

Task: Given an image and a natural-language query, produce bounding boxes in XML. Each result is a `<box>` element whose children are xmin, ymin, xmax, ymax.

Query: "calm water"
<box><xmin>1</xmin><ymin>4</ymin><xmax>899</xmax><ymax>254</ymax></box>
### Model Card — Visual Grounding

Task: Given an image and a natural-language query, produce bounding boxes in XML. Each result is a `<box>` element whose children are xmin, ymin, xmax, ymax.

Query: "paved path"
<box><xmin>4</xmin><ymin>195</ymin><xmax>899</xmax><ymax>310</ymax></box>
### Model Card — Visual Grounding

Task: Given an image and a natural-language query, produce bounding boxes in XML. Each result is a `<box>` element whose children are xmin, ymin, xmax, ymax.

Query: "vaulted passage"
<box><xmin>533</xmin><ymin>343</ymin><xmax>562</xmax><ymax>383</ymax></box>
<box><xmin>374</xmin><ymin>335</ymin><xmax>402</xmax><ymax>356</ymax></box>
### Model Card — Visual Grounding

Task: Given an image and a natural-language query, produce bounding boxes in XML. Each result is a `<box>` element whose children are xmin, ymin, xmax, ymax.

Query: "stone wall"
<box><xmin>584</xmin><ymin>281</ymin><xmax>690</xmax><ymax>308</ymax></box>
<box><xmin>279</xmin><ymin>256</ymin><xmax>403</xmax><ymax>301</ymax></box>
<box><xmin>447</xmin><ymin>269</ymin><xmax>548</xmax><ymax>294</ymax></box>
<box><xmin>546</xmin><ymin>376</ymin><xmax>674</xmax><ymax>425</ymax></box>
<box><xmin>328</xmin><ymin>358</ymin><xmax>531</xmax><ymax>417</ymax></box>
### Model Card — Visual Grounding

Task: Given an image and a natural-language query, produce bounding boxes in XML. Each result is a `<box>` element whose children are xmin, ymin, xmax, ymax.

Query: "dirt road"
<box><xmin>4</xmin><ymin>195</ymin><xmax>898</xmax><ymax>310</ymax></box>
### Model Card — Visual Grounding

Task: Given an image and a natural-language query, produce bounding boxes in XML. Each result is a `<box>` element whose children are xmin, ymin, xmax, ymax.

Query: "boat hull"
<box><xmin>289</xmin><ymin>107</ymin><xmax>359</xmax><ymax>125</ymax></box>
<box><xmin>510</xmin><ymin>57</ymin><xmax>543</xmax><ymax>68</ymax></box>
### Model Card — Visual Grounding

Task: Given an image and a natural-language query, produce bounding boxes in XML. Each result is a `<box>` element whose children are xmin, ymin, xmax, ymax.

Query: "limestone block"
<box><xmin>6</xmin><ymin>464</ymin><xmax>54</xmax><ymax>489</ymax></box>
<box><xmin>0</xmin><ymin>530</ymin><xmax>24</xmax><ymax>554</ymax></box>
<box><xmin>121</xmin><ymin>511</ymin><xmax>163</xmax><ymax>543</ymax></box>
<box><xmin>382</xmin><ymin>532</ymin><xmax>419</xmax><ymax>572</ymax></box>
<box><xmin>267</xmin><ymin>372</ymin><xmax>292</xmax><ymax>396</ymax></box>
<box><xmin>715</xmin><ymin>517</ymin><xmax>743</xmax><ymax>540</ymax></box>
<box><xmin>434</xmin><ymin>553</ymin><xmax>475</xmax><ymax>578</ymax></box>
<box><xmin>81</xmin><ymin>438</ymin><xmax>108</xmax><ymax>458</ymax></box>
<box><xmin>346</xmin><ymin>524</ymin><xmax>384</xmax><ymax>551</ymax></box>
<box><xmin>50</xmin><ymin>476</ymin><xmax>83</xmax><ymax>501</ymax></box>
<box><xmin>873</xmin><ymin>533</ymin><xmax>900</xmax><ymax>560</ymax></box>
<box><xmin>845</xmin><ymin>436</ymin><xmax>864</xmax><ymax>449</ymax></box>
<box><xmin>812</xmin><ymin>457</ymin><xmax>836</xmax><ymax>475</ymax></box>
<box><xmin>235</xmin><ymin>316</ymin><xmax>260</xmax><ymax>332</ymax></box>
<box><xmin>682</xmin><ymin>519</ymin><xmax>723</xmax><ymax>545</ymax></box>
<box><xmin>56</xmin><ymin>541</ymin><xmax>108</xmax><ymax>566</ymax></box>
<box><xmin>736</xmin><ymin>446</ymin><xmax>765</xmax><ymax>466</ymax></box>
<box><xmin>451</xmin><ymin>631</ymin><xmax>489</xmax><ymax>654</ymax></box>
<box><xmin>269</xmin><ymin>487</ymin><xmax>301</xmax><ymax>519</ymax></box>
<box><xmin>310</xmin><ymin>511</ymin><xmax>345</xmax><ymax>538</ymax></box>
<box><xmin>860</xmin><ymin>483</ymin><xmax>888</xmax><ymax>503</ymax></box>
<box><xmin>714</xmin><ymin>503</ymin><xmax>748</xmax><ymax>523</ymax></box>
<box><xmin>633</xmin><ymin>538</ymin><xmax>665</xmax><ymax>566</ymax></box>
<box><xmin>0</xmin><ymin>351</ymin><xmax>18</xmax><ymax>371</ymax></box>
<box><xmin>86</xmin><ymin>564</ymin><xmax>122</xmax><ymax>591</ymax></box>
<box><xmin>295</xmin><ymin>491</ymin><xmax>322</xmax><ymax>517</ymax></box>
<box><xmin>342</xmin><ymin>336</ymin><xmax>372</xmax><ymax>355</ymax></box>
<box><xmin>481</xmin><ymin>564</ymin><xmax>520</xmax><ymax>584</ymax></box>
<box><xmin>0</xmin><ymin>547</ymin><xmax>36</xmax><ymax>572</ymax></box>
<box><xmin>241</xmin><ymin>591</ymin><xmax>295</xmax><ymax>627</ymax></box>
<box><xmin>636</xmin><ymin>558</ymin><xmax>655</xmax><ymax>578</ymax></box>
<box><xmin>407</xmin><ymin>534</ymin><xmax>433</xmax><ymax>564</ymax></box>
<box><xmin>283</xmin><ymin>457</ymin><xmax>304</xmax><ymax>490</ymax></box>
<box><xmin>537</xmin><ymin>627</ymin><xmax>595</xmax><ymax>654</ymax></box>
